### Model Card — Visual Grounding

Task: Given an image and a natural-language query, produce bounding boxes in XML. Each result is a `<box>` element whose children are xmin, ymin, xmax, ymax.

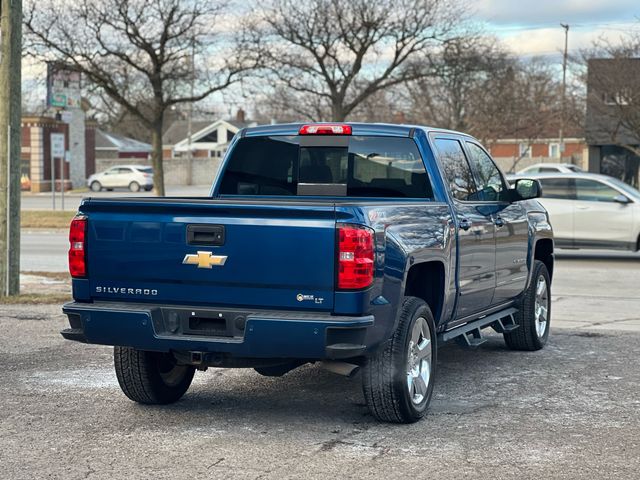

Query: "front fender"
<box><xmin>526</xmin><ymin>208</ymin><xmax>554</xmax><ymax>289</ymax></box>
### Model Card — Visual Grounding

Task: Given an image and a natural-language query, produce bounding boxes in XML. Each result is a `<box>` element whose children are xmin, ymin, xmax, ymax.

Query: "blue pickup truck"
<box><xmin>62</xmin><ymin>123</ymin><xmax>553</xmax><ymax>423</ymax></box>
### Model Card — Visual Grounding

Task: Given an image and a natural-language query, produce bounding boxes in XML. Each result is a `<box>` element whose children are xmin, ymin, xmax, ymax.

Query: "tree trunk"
<box><xmin>150</xmin><ymin>120</ymin><xmax>165</xmax><ymax>196</ymax></box>
<box><xmin>331</xmin><ymin>101</ymin><xmax>347</xmax><ymax>122</ymax></box>
<box><xmin>0</xmin><ymin>0</ymin><xmax>22</xmax><ymax>296</ymax></box>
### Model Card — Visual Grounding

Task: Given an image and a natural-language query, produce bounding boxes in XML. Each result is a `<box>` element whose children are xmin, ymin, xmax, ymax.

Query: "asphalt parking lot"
<box><xmin>2</xmin><ymin>253</ymin><xmax>639</xmax><ymax>479</ymax></box>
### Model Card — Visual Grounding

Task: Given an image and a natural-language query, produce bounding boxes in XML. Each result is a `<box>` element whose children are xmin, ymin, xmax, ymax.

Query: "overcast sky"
<box><xmin>475</xmin><ymin>0</ymin><xmax>639</xmax><ymax>57</ymax></box>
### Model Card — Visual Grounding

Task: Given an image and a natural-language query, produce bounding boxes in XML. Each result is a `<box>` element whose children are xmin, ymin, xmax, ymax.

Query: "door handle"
<box><xmin>458</xmin><ymin>218</ymin><xmax>472</xmax><ymax>231</ymax></box>
<box><xmin>494</xmin><ymin>216</ymin><xmax>505</xmax><ymax>227</ymax></box>
<box><xmin>187</xmin><ymin>224</ymin><xmax>225</xmax><ymax>246</ymax></box>
<box><xmin>576</xmin><ymin>206</ymin><xmax>589</xmax><ymax>210</ymax></box>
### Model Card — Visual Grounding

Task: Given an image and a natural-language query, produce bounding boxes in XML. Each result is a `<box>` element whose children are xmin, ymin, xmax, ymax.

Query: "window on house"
<box><xmin>549</xmin><ymin>143</ymin><xmax>560</xmax><ymax>158</ymax></box>
<box><xmin>519</xmin><ymin>143</ymin><xmax>532</xmax><ymax>158</ymax></box>
<box><xmin>198</xmin><ymin>130</ymin><xmax>218</xmax><ymax>143</ymax></box>
<box><xmin>603</xmin><ymin>90</ymin><xmax>631</xmax><ymax>106</ymax></box>
<box><xmin>227</xmin><ymin>129</ymin><xmax>235</xmax><ymax>142</ymax></box>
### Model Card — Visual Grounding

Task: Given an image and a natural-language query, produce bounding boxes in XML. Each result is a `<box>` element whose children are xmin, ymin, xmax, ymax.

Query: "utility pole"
<box><xmin>559</xmin><ymin>23</ymin><xmax>569</xmax><ymax>161</ymax></box>
<box><xmin>0</xmin><ymin>0</ymin><xmax>22</xmax><ymax>297</ymax></box>
<box><xmin>186</xmin><ymin>38</ymin><xmax>195</xmax><ymax>186</ymax></box>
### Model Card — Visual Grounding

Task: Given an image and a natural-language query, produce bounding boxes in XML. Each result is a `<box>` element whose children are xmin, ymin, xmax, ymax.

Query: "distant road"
<box><xmin>21</xmin><ymin>231</ymin><xmax>69</xmax><ymax>272</ymax></box>
<box><xmin>21</xmin><ymin>185</ymin><xmax>210</xmax><ymax>211</ymax></box>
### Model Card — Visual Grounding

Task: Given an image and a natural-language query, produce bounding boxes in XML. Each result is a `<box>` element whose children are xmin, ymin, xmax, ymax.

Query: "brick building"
<box><xmin>585</xmin><ymin>58</ymin><xmax>640</xmax><ymax>187</ymax></box>
<box><xmin>20</xmin><ymin>116</ymin><xmax>71</xmax><ymax>192</ymax></box>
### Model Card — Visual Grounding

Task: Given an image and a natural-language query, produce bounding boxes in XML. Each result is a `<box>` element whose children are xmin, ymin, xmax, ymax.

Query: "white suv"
<box><xmin>522</xmin><ymin>173</ymin><xmax>640</xmax><ymax>251</ymax></box>
<box><xmin>87</xmin><ymin>165</ymin><xmax>154</xmax><ymax>192</ymax></box>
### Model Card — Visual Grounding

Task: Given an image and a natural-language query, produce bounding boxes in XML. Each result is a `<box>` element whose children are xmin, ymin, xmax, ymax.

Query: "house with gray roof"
<box><xmin>95</xmin><ymin>129</ymin><xmax>152</xmax><ymax>159</ymax></box>
<box><xmin>162</xmin><ymin>109</ymin><xmax>256</xmax><ymax>160</ymax></box>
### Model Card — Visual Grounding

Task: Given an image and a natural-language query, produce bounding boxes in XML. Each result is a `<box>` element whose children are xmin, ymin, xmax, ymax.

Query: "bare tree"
<box><xmin>24</xmin><ymin>0</ymin><xmax>255</xmax><ymax>195</ymax></box>
<box><xmin>402</xmin><ymin>35</ymin><xmax>512</xmax><ymax>133</ymax></box>
<box><xmin>250</xmin><ymin>0</ymin><xmax>461</xmax><ymax>122</ymax></box>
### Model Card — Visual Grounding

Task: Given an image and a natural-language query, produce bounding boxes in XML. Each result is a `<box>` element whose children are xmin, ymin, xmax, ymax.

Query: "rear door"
<box><xmin>432</xmin><ymin>137</ymin><xmax>496</xmax><ymax>319</ymax></box>
<box><xmin>573</xmin><ymin>178</ymin><xmax>634</xmax><ymax>247</ymax></box>
<box><xmin>464</xmin><ymin>141</ymin><xmax>528</xmax><ymax>304</ymax></box>
<box><xmin>115</xmin><ymin>167</ymin><xmax>133</xmax><ymax>187</ymax></box>
<box><xmin>100</xmin><ymin>168</ymin><xmax>120</xmax><ymax>187</ymax></box>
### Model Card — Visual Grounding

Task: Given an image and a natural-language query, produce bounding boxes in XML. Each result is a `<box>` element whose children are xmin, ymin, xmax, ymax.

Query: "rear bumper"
<box><xmin>61</xmin><ymin>302</ymin><xmax>375</xmax><ymax>360</ymax></box>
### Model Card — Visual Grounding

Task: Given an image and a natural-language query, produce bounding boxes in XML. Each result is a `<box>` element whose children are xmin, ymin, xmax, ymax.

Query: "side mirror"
<box><xmin>613</xmin><ymin>194</ymin><xmax>631</xmax><ymax>205</ymax></box>
<box><xmin>511</xmin><ymin>178</ymin><xmax>542</xmax><ymax>201</ymax></box>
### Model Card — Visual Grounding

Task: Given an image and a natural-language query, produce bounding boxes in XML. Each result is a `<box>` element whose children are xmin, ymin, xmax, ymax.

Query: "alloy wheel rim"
<box><xmin>534</xmin><ymin>275</ymin><xmax>549</xmax><ymax>338</ymax></box>
<box><xmin>406</xmin><ymin>317</ymin><xmax>432</xmax><ymax>405</ymax></box>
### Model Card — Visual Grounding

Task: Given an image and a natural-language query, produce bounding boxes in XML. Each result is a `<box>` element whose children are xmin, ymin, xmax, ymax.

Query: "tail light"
<box><xmin>69</xmin><ymin>215</ymin><xmax>87</xmax><ymax>278</ymax></box>
<box><xmin>337</xmin><ymin>224</ymin><xmax>374</xmax><ymax>290</ymax></box>
<box><xmin>299</xmin><ymin>124</ymin><xmax>352</xmax><ymax>135</ymax></box>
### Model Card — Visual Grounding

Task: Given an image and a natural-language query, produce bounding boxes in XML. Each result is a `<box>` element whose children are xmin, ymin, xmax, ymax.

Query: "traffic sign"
<box><xmin>51</xmin><ymin>133</ymin><xmax>65</xmax><ymax>158</ymax></box>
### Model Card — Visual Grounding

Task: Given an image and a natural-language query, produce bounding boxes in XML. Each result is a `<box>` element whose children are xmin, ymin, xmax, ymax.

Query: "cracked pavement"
<box><xmin>1</xmin><ymin>251</ymin><xmax>639</xmax><ymax>479</ymax></box>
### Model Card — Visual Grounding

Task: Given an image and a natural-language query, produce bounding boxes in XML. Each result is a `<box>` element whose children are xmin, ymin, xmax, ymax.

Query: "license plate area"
<box><xmin>158</xmin><ymin>307</ymin><xmax>247</xmax><ymax>338</ymax></box>
<box><xmin>187</xmin><ymin>316</ymin><xmax>227</xmax><ymax>336</ymax></box>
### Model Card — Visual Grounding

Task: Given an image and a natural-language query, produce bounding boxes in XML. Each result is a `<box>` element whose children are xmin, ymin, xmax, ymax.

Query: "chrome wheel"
<box><xmin>534</xmin><ymin>275</ymin><xmax>549</xmax><ymax>338</ymax></box>
<box><xmin>406</xmin><ymin>317</ymin><xmax>432</xmax><ymax>405</ymax></box>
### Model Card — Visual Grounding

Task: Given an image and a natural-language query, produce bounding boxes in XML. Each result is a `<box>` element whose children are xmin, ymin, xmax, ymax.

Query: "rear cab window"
<box><xmin>218</xmin><ymin>135</ymin><xmax>434</xmax><ymax>199</ymax></box>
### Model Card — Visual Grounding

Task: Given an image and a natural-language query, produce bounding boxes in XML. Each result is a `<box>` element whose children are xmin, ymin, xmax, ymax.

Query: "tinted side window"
<box><xmin>434</xmin><ymin>138</ymin><xmax>478</xmax><ymax>201</ymax></box>
<box><xmin>576</xmin><ymin>179</ymin><xmax>620</xmax><ymax>202</ymax></box>
<box><xmin>539</xmin><ymin>178</ymin><xmax>575</xmax><ymax>199</ymax></box>
<box><xmin>539</xmin><ymin>167</ymin><xmax>559</xmax><ymax>173</ymax></box>
<box><xmin>465</xmin><ymin>142</ymin><xmax>506</xmax><ymax>201</ymax></box>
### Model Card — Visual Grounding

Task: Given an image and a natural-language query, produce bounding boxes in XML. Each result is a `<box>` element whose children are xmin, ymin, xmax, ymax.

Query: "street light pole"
<box><xmin>0</xmin><ymin>0</ymin><xmax>22</xmax><ymax>297</ymax></box>
<box><xmin>559</xmin><ymin>23</ymin><xmax>569</xmax><ymax>161</ymax></box>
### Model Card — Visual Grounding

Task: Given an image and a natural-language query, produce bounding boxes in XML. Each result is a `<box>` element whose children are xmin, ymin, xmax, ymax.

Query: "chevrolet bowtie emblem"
<box><xmin>182</xmin><ymin>251</ymin><xmax>228</xmax><ymax>269</ymax></box>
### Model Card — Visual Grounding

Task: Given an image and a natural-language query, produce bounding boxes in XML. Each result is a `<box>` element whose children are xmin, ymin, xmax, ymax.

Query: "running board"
<box><xmin>439</xmin><ymin>307</ymin><xmax>519</xmax><ymax>348</ymax></box>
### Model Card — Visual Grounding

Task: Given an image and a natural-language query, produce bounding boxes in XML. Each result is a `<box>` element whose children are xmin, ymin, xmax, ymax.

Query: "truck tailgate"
<box><xmin>80</xmin><ymin>199</ymin><xmax>336</xmax><ymax>310</ymax></box>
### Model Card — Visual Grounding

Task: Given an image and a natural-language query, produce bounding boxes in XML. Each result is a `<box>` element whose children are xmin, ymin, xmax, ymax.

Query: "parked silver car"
<box><xmin>87</xmin><ymin>165</ymin><xmax>154</xmax><ymax>192</ymax></box>
<box><xmin>519</xmin><ymin>173</ymin><xmax>640</xmax><ymax>251</ymax></box>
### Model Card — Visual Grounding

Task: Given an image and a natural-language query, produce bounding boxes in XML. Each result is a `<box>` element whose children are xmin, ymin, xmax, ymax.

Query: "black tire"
<box><xmin>114</xmin><ymin>347</ymin><xmax>195</xmax><ymax>405</ymax></box>
<box><xmin>90</xmin><ymin>181</ymin><xmax>102</xmax><ymax>192</ymax></box>
<box><xmin>129</xmin><ymin>181</ymin><xmax>141</xmax><ymax>192</ymax></box>
<box><xmin>504</xmin><ymin>260</ymin><xmax>551</xmax><ymax>351</ymax></box>
<box><xmin>362</xmin><ymin>297</ymin><xmax>437</xmax><ymax>423</ymax></box>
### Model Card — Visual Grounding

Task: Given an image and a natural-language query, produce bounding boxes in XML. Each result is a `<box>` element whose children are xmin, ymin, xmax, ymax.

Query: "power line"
<box><xmin>487</xmin><ymin>20</ymin><xmax>638</xmax><ymax>32</ymax></box>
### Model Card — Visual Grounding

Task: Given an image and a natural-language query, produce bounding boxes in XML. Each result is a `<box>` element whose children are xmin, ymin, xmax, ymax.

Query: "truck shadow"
<box><xmin>137</xmin><ymin>332</ymin><xmax>577</xmax><ymax>428</ymax></box>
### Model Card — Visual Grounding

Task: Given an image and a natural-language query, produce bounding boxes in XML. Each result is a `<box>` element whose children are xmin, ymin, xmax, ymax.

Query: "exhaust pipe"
<box><xmin>320</xmin><ymin>361</ymin><xmax>360</xmax><ymax>378</ymax></box>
